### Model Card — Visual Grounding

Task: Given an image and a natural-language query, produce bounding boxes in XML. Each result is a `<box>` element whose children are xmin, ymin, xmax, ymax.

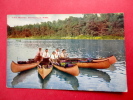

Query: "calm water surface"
<box><xmin>7</xmin><ymin>39</ymin><xmax>127</xmax><ymax>92</ymax></box>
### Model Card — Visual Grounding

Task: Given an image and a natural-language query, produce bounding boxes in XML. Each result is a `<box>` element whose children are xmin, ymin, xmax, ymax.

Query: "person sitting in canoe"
<box><xmin>60</xmin><ymin>49</ymin><xmax>68</xmax><ymax>58</ymax></box>
<box><xmin>55</xmin><ymin>48</ymin><xmax>60</xmax><ymax>58</ymax></box>
<box><xmin>34</xmin><ymin>48</ymin><xmax>43</xmax><ymax>62</ymax></box>
<box><xmin>42</xmin><ymin>49</ymin><xmax>50</xmax><ymax>58</ymax></box>
<box><xmin>50</xmin><ymin>51</ymin><xmax>59</xmax><ymax>65</ymax></box>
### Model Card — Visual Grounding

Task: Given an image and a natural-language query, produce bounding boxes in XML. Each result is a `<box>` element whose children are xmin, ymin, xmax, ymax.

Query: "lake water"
<box><xmin>7</xmin><ymin>39</ymin><xmax>127</xmax><ymax>92</ymax></box>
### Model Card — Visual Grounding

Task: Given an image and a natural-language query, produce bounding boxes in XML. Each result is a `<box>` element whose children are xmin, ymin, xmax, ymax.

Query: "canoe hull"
<box><xmin>53</xmin><ymin>65</ymin><xmax>79</xmax><ymax>76</ymax></box>
<box><xmin>38</xmin><ymin>66</ymin><xmax>53</xmax><ymax>79</ymax></box>
<box><xmin>11</xmin><ymin>61</ymin><xmax>39</xmax><ymax>73</ymax></box>
<box><xmin>107</xmin><ymin>56</ymin><xmax>117</xmax><ymax>64</ymax></box>
<box><xmin>92</xmin><ymin>56</ymin><xmax>117</xmax><ymax>64</ymax></box>
<box><xmin>77</xmin><ymin>60</ymin><xmax>111</xmax><ymax>69</ymax></box>
<box><xmin>59</xmin><ymin>56</ymin><xmax>117</xmax><ymax>64</ymax></box>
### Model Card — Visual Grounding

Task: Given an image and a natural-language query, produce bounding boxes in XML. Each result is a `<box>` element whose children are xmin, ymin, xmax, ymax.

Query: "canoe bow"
<box><xmin>11</xmin><ymin>61</ymin><xmax>39</xmax><ymax>73</ymax></box>
<box><xmin>37</xmin><ymin>66</ymin><xmax>53</xmax><ymax>79</ymax></box>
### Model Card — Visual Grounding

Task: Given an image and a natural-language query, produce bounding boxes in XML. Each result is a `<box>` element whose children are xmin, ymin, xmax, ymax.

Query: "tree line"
<box><xmin>7</xmin><ymin>13</ymin><xmax>124</xmax><ymax>38</ymax></box>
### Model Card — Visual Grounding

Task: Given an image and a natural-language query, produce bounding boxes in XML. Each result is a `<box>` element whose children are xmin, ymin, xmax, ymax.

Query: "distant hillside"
<box><xmin>7</xmin><ymin>13</ymin><xmax>124</xmax><ymax>39</ymax></box>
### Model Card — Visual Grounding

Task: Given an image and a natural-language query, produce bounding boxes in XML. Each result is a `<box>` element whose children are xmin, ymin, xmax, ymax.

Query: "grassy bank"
<box><xmin>8</xmin><ymin>35</ymin><xmax>124</xmax><ymax>40</ymax></box>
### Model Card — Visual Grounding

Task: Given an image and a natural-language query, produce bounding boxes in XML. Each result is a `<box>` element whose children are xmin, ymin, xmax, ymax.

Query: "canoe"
<box><xmin>77</xmin><ymin>60</ymin><xmax>111</xmax><ymax>69</ymax></box>
<box><xmin>37</xmin><ymin>58</ymin><xmax>53</xmax><ymax>79</ymax></box>
<box><xmin>59</xmin><ymin>55</ymin><xmax>117</xmax><ymax>64</ymax></box>
<box><xmin>92</xmin><ymin>55</ymin><xmax>117</xmax><ymax>64</ymax></box>
<box><xmin>53</xmin><ymin>64</ymin><xmax>79</xmax><ymax>76</ymax></box>
<box><xmin>37</xmin><ymin>66</ymin><xmax>53</xmax><ymax>79</ymax></box>
<box><xmin>11</xmin><ymin>61</ymin><xmax>39</xmax><ymax>73</ymax></box>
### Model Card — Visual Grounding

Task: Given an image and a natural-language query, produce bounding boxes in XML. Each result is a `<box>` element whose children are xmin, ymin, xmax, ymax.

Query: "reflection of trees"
<box><xmin>79</xmin><ymin>68</ymin><xmax>111</xmax><ymax>82</ymax></box>
<box><xmin>11</xmin><ymin>68</ymin><xmax>36</xmax><ymax>87</ymax></box>
<box><xmin>38</xmin><ymin>68</ymin><xmax>79</xmax><ymax>90</ymax></box>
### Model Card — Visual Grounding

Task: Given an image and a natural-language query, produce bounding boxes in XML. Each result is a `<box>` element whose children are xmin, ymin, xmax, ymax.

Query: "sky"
<box><xmin>7</xmin><ymin>14</ymin><xmax>84</xmax><ymax>27</ymax></box>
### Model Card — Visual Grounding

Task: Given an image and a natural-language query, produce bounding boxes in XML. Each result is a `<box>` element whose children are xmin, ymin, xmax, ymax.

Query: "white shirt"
<box><xmin>50</xmin><ymin>54</ymin><xmax>58</xmax><ymax>59</ymax></box>
<box><xmin>43</xmin><ymin>52</ymin><xmax>50</xmax><ymax>58</ymax></box>
<box><xmin>55</xmin><ymin>51</ymin><xmax>60</xmax><ymax>57</ymax></box>
<box><xmin>60</xmin><ymin>52</ymin><xmax>68</xmax><ymax>58</ymax></box>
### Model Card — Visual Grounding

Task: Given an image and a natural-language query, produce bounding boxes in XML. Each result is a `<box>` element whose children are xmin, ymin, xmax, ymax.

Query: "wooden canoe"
<box><xmin>77</xmin><ymin>60</ymin><xmax>111</xmax><ymax>69</ymax></box>
<box><xmin>37</xmin><ymin>66</ymin><xmax>53</xmax><ymax>79</ymax></box>
<box><xmin>11</xmin><ymin>61</ymin><xmax>39</xmax><ymax>73</ymax></box>
<box><xmin>107</xmin><ymin>55</ymin><xmax>117</xmax><ymax>64</ymax></box>
<box><xmin>53</xmin><ymin>64</ymin><xmax>79</xmax><ymax>76</ymax></box>
<box><xmin>59</xmin><ymin>55</ymin><xmax>117</xmax><ymax>64</ymax></box>
<box><xmin>92</xmin><ymin>55</ymin><xmax>117</xmax><ymax>64</ymax></box>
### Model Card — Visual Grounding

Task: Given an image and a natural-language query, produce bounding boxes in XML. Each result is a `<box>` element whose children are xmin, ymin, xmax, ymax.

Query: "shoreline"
<box><xmin>8</xmin><ymin>35</ymin><xmax>124</xmax><ymax>40</ymax></box>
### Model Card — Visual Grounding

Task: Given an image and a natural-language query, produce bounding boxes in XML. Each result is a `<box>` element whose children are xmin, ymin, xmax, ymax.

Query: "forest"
<box><xmin>7</xmin><ymin>13</ymin><xmax>124</xmax><ymax>39</ymax></box>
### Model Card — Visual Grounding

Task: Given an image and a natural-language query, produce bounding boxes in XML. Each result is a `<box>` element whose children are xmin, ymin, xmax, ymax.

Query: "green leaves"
<box><xmin>7</xmin><ymin>13</ymin><xmax>124</xmax><ymax>39</ymax></box>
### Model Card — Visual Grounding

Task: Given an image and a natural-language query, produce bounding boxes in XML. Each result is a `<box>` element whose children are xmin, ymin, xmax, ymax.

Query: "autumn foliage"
<box><xmin>7</xmin><ymin>13</ymin><xmax>124</xmax><ymax>39</ymax></box>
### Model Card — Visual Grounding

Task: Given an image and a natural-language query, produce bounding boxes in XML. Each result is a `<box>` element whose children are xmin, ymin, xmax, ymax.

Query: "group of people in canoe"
<box><xmin>33</xmin><ymin>47</ymin><xmax>117</xmax><ymax>69</ymax></box>
<box><xmin>34</xmin><ymin>48</ymin><xmax>68</xmax><ymax>64</ymax></box>
<box><xmin>11</xmin><ymin>47</ymin><xmax>117</xmax><ymax>74</ymax></box>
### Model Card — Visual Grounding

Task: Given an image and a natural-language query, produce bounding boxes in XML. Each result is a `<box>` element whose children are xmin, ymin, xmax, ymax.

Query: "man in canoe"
<box><xmin>51</xmin><ymin>50</ymin><xmax>72</xmax><ymax>67</ymax></box>
<box><xmin>50</xmin><ymin>51</ymin><xmax>59</xmax><ymax>64</ymax></box>
<box><xmin>34</xmin><ymin>48</ymin><xmax>43</xmax><ymax>62</ymax></box>
<box><xmin>60</xmin><ymin>49</ymin><xmax>68</xmax><ymax>58</ymax></box>
<box><xmin>55</xmin><ymin>48</ymin><xmax>60</xmax><ymax>58</ymax></box>
<box><xmin>42</xmin><ymin>49</ymin><xmax>50</xmax><ymax>58</ymax></box>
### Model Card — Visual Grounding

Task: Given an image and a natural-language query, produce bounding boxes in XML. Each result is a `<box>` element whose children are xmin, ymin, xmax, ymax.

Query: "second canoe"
<box><xmin>53</xmin><ymin>64</ymin><xmax>79</xmax><ymax>76</ymax></box>
<box><xmin>37</xmin><ymin>65</ymin><xmax>53</xmax><ymax>79</ymax></box>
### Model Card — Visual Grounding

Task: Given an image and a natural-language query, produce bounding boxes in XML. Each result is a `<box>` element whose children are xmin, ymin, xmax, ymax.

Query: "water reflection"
<box><xmin>53</xmin><ymin>68</ymin><xmax>79</xmax><ymax>90</ymax></box>
<box><xmin>106</xmin><ymin>64</ymin><xmax>116</xmax><ymax>71</ymax></box>
<box><xmin>11</xmin><ymin>68</ymin><xmax>36</xmax><ymax>87</ymax></box>
<box><xmin>79</xmin><ymin>68</ymin><xmax>111</xmax><ymax>82</ymax></box>
<box><xmin>38</xmin><ymin>68</ymin><xmax>79</xmax><ymax>90</ymax></box>
<box><xmin>38</xmin><ymin>71</ymin><xmax>52</xmax><ymax>89</ymax></box>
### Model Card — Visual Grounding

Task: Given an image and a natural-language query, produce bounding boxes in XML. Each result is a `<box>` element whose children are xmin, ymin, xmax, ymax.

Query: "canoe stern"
<box><xmin>108</xmin><ymin>56</ymin><xmax>117</xmax><ymax>64</ymax></box>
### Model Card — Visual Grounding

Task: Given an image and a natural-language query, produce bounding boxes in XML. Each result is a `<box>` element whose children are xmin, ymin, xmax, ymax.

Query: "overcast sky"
<box><xmin>7</xmin><ymin>14</ymin><xmax>84</xmax><ymax>27</ymax></box>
